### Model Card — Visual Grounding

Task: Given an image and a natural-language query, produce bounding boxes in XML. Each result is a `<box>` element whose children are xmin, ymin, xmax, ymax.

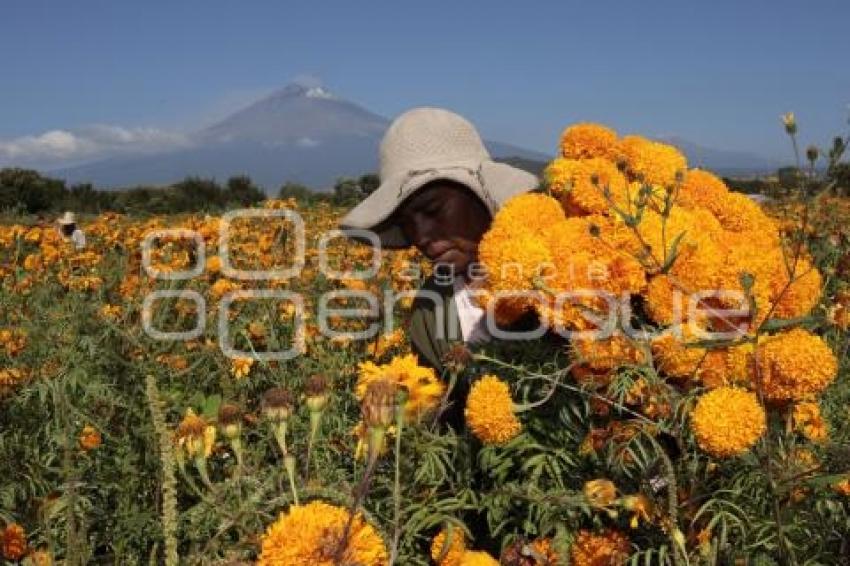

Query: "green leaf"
<box><xmin>660</xmin><ymin>231</ymin><xmax>687</xmax><ymax>274</ymax></box>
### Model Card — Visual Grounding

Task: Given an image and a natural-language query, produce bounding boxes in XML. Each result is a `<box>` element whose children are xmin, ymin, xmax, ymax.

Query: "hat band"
<box><xmin>395</xmin><ymin>164</ymin><xmax>496</xmax><ymax>210</ymax></box>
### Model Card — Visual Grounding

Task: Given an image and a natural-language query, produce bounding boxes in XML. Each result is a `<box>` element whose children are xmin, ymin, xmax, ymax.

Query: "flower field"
<box><xmin>1</xmin><ymin>123</ymin><xmax>849</xmax><ymax>565</ymax></box>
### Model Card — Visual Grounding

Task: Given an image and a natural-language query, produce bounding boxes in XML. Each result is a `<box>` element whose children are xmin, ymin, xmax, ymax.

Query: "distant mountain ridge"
<box><xmin>53</xmin><ymin>82</ymin><xmax>550</xmax><ymax>192</ymax></box>
<box><xmin>51</xmin><ymin>82</ymin><xmax>779</xmax><ymax>190</ymax></box>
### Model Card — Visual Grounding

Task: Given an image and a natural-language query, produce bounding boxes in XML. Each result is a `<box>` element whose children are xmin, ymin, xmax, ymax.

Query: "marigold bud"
<box><xmin>806</xmin><ymin>145</ymin><xmax>819</xmax><ymax>163</ymax></box>
<box><xmin>442</xmin><ymin>343</ymin><xmax>473</xmax><ymax>375</ymax></box>
<box><xmin>176</xmin><ymin>409</ymin><xmax>207</xmax><ymax>459</ymax></box>
<box><xmin>304</xmin><ymin>374</ymin><xmax>329</xmax><ymax>413</ymax></box>
<box><xmin>782</xmin><ymin>112</ymin><xmax>797</xmax><ymax>135</ymax></box>
<box><xmin>217</xmin><ymin>403</ymin><xmax>242</xmax><ymax>440</ymax></box>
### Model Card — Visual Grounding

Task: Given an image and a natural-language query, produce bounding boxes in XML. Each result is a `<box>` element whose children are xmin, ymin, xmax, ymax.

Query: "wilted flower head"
<box><xmin>583</xmin><ymin>479</ymin><xmax>618</xmax><ymax>508</ymax></box>
<box><xmin>262</xmin><ymin>387</ymin><xmax>294</xmax><ymax>422</ymax></box>
<box><xmin>305</xmin><ymin>373</ymin><xmax>330</xmax><ymax>413</ymax></box>
<box><xmin>806</xmin><ymin>145</ymin><xmax>820</xmax><ymax>163</ymax></box>
<box><xmin>176</xmin><ymin>409</ymin><xmax>208</xmax><ymax>459</ymax></box>
<box><xmin>361</xmin><ymin>379</ymin><xmax>397</xmax><ymax>430</ymax></box>
<box><xmin>217</xmin><ymin>402</ymin><xmax>242</xmax><ymax>439</ymax></box>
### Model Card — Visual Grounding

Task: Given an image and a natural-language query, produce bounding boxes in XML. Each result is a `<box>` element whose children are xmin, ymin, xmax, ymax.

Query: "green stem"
<box><xmin>390</xmin><ymin>404</ymin><xmax>406</xmax><ymax>564</ymax></box>
<box><xmin>284</xmin><ymin>454</ymin><xmax>300</xmax><ymax>506</ymax></box>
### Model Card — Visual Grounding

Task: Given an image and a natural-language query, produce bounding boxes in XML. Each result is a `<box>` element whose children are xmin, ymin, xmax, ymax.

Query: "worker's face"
<box><xmin>393</xmin><ymin>181</ymin><xmax>492</xmax><ymax>276</ymax></box>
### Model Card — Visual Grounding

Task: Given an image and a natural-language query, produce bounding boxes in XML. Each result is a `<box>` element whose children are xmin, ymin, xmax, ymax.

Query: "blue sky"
<box><xmin>1</xmin><ymin>0</ymin><xmax>848</xmax><ymax>166</ymax></box>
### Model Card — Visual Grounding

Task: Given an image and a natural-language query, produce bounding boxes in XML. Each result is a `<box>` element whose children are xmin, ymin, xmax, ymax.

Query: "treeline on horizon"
<box><xmin>2</xmin><ymin>161</ymin><xmax>849</xmax><ymax>218</ymax></box>
<box><xmin>0</xmin><ymin>168</ymin><xmax>380</xmax><ymax>217</ymax></box>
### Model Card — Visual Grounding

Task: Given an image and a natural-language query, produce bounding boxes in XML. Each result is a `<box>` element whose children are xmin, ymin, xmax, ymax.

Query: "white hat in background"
<box><xmin>58</xmin><ymin>211</ymin><xmax>77</xmax><ymax>225</ymax></box>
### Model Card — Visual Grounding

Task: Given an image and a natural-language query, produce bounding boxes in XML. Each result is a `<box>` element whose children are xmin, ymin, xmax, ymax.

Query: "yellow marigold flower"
<box><xmin>257</xmin><ymin>500</ymin><xmax>388</xmax><ymax>565</ymax></box>
<box><xmin>617</xmin><ymin>135</ymin><xmax>687</xmax><ymax>188</ymax></box>
<box><xmin>431</xmin><ymin>527</ymin><xmax>466</xmax><ymax>566</ymax></box>
<box><xmin>570</xmin><ymin>529</ymin><xmax>631</xmax><ymax>566</ymax></box>
<box><xmin>230</xmin><ymin>356</ymin><xmax>254</xmax><ymax>379</ymax></box>
<box><xmin>1</xmin><ymin>523</ymin><xmax>27</xmax><ymax>561</ymax></box>
<box><xmin>79</xmin><ymin>425</ymin><xmax>102</xmax><ymax>451</ymax></box>
<box><xmin>792</xmin><ymin>401</ymin><xmax>828</xmax><ymax>443</ymax></box>
<box><xmin>755</xmin><ymin>328</ymin><xmax>837</xmax><ymax>401</ymax></box>
<box><xmin>99</xmin><ymin>304</ymin><xmax>121</xmax><ymax>320</ymax></box>
<box><xmin>490</xmin><ymin>193</ymin><xmax>566</xmax><ymax>238</ymax></box>
<box><xmin>465</xmin><ymin>375</ymin><xmax>521</xmax><ymax>445</ymax></box>
<box><xmin>371</xmin><ymin>328</ymin><xmax>406</xmax><ymax>359</ymax></box>
<box><xmin>583</xmin><ymin>479</ymin><xmax>618</xmax><ymax>508</ymax></box>
<box><xmin>357</xmin><ymin>354</ymin><xmax>444</xmax><ymax>421</ymax></box>
<box><xmin>458</xmin><ymin>551</ymin><xmax>500</xmax><ymax>566</ymax></box>
<box><xmin>559</xmin><ymin>123</ymin><xmax>619</xmax><ymax>160</ymax></box>
<box><xmin>691</xmin><ymin>387</ymin><xmax>765</xmax><ymax>458</ymax></box>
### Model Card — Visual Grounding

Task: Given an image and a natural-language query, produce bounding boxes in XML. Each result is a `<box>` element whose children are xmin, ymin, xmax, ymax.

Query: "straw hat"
<box><xmin>339</xmin><ymin>107</ymin><xmax>539</xmax><ymax>248</ymax></box>
<box><xmin>58</xmin><ymin>211</ymin><xmax>77</xmax><ymax>225</ymax></box>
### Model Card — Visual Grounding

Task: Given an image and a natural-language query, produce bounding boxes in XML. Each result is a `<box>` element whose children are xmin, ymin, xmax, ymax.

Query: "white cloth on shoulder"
<box><xmin>452</xmin><ymin>277</ymin><xmax>491</xmax><ymax>345</ymax></box>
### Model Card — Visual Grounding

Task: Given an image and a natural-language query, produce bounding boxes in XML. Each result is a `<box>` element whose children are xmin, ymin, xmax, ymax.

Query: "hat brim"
<box><xmin>338</xmin><ymin>160</ymin><xmax>539</xmax><ymax>249</ymax></box>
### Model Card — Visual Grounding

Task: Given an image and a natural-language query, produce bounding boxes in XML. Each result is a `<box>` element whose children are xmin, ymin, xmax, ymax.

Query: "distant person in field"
<box><xmin>339</xmin><ymin>107</ymin><xmax>539</xmax><ymax>376</ymax></box>
<box><xmin>57</xmin><ymin>211</ymin><xmax>86</xmax><ymax>250</ymax></box>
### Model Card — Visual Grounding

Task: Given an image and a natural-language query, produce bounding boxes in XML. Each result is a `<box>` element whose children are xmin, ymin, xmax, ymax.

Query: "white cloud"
<box><xmin>0</xmin><ymin>125</ymin><xmax>191</xmax><ymax>167</ymax></box>
<box><xmin>296</xmin><ymin>137</ymin><xmax>320</xmax><ymax>148</ymax></box>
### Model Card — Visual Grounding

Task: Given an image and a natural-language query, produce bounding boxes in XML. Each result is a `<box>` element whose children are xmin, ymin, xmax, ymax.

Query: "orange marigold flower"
<box><xmin>230</xmin><ymin>356</ymin><xmax>254</xmax><ymax>379</ymax></box>
<box><xmin>545</xmin><ymin>158</ymin><xmax>631</xmax><ymax>216</ymax></box>
<box><xmin>478</xmin><ymin>225</ymin><xmax>553</xmax><ymax>293</ymax></box>
<box><xmin>79</xmin><ymin>425</ymin><xmax>102</xmax><ymax>451</ymax></box>
<box><xmin>691</xmin><ymin>387</ymin><xmax>765</xmax><ymax>458</ymax></box>
<box><xmin>676</xmin><ymin>169</ymin><xmax>729</xmax><ymax>210</ymax></box>
<box><xmin>616</xmin><ymin>135</ymin><xmax>686</xmax><ymax>188</ymax></box>
<box><xmin>458</xmin><ymin>551</ymin><xmax>500</xmax><ymax>566</ymax></box>
<box><xmin>570</xmin><ymin>529</ymin><xmax>630</xmax><ymax>566</ymax></box>
<box><xmin>465</xmin><ymin>375</ymin><xmax>521</xmax><ymax>446</ymax></box>
<box><xmin>431</xmin><ymin>526</ymin><xmax>466</xmax><ymax>566</ymax></box>
<box><xmin>559</xmin><ymin>123</ymin><xmax>619</xmax><ymax>160</ymax></box>
<box><xmin>792</xmin><ymin>401</ymin><xmax>828</xmax><ymax>443</ymax></box>
<box><xmin>490</xmin><ymin>193</ymin><xmax>566</xmax><ymax>238</ymax></box>
<box><xmin>572</xmin><ymin>335</ymin><xmax>647</xmax><ymax>373</ymax></box>
<box><xmin>1</xmin><ymin>523</ymin><xmax>27</xmax><ymax>561</ymax></box>
<box><xmin>257</xmin><ymin>501</ymin><xmax>388</xmax><ymax>565</ymax></box>
<box><xmin>755</xmin><ymin>328</ymin><xmax>837</xmax><ymax>401</ymax></box>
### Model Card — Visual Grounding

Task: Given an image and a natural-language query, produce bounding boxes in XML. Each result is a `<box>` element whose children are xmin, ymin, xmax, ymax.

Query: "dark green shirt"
<box><xmin>407</xmin><ymin>274</ymin><xmax>461</xmax><ymax>375</ymax></box>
